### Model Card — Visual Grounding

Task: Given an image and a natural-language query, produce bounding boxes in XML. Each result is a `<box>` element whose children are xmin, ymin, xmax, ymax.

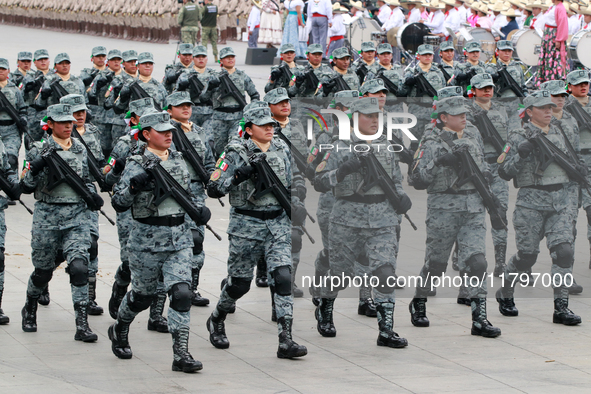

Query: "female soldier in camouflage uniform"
<box><xmin>20</xmin><ymin>103</ymin><xmax>103</xmax><ymax>342</ymax></box>
<box><xmin>109</xmin><ymin>110</ymin><xmax>210</xmax><ymax>372</ymax></box>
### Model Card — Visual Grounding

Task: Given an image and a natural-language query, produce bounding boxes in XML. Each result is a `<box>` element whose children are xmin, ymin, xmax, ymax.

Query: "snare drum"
<box><xmin>510</xmin><ymin>29</ymin><xmax>542</xmax><ymax>66</ymax></box>
<box><xmin>569</xmin><ymin>29</ymin><xmax>591</xmax><ymax>68</ymax></box>
<box><xmin>456</xmin><ymin>27</ymin><xmax>496</xmax><ymax>62</ymax></box>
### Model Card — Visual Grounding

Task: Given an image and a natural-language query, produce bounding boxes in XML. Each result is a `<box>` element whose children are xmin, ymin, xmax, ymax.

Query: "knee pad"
<box><xmin>127</xmin><ymin>290</ymin><xmax>154</xmax><ymax>313</ymax></box>
<box><xmin>88</xmin><ymin>235</ymin><xmax>99</xmax><ymax>261</ymax></box>
<box><xmin>515</xmin><ymin>251</ymin><xmax>538</xmax><ymax>271</ymax></box>
<box><xmin>54</xmin><ymin>249</ymin><xmax>65</xmax><ymax>265</ymax></box>
<box><xmin>7</xmin><ymin>154</ymin><xmax>17</xmax><ymax>170</ymax></box>
<box><xmin>372</xmin><ymin>264</ymin><xmax>396</xmax><ymax>294</ymax></box>
<box><xmin>426</xmin><ymin>260</ymin><xmax>447</xmax><ymax>277</ymax></box>
<box><xmin>272</xmin><ymin>266</ymin><xmax>292</xmax><ymax>296</ymax></box>
<box><xmin>550</xmin><ymin>242</ymin><xmax>574</xmax><ymax>269</ymax></box>
<box><xmin>291</xmin><ymin>228</ymin><xmax>302</xmax><ymax>252</ymax></box>
<box><xmin>466</xmin><ymin>253</ymin><xmax>487</xmax><ymax>278</ymax></box>
<box><xmin>32</xmin><ymin>268</ymin><xmax>53</xmax><ymax>288</ymax></box>
<box><xmin>358</xmin><ymin>253</ymin><xmax>370</xmax><ymax>267</ymax></box>
<box><xmin>0</xmin><ymin>248</ymin><xmax>4</xmax><ymax>272</ymax></box>
<box><xmin>169</xmin><ymin>282</ymin><xmax>193</xmax><ymax>312</ymax></box>
<box><xmin>191</xmin><ymin>229</ymin><xmax>204</xmax><ymax>255</ymax></box>
<box><xmin>67</xmin><ymin>258</ymin><xmax>88</xmax><ymax>287</ymax></box>
<box><xmin>226</xmin><ymin>276</ymin><xmax>251</xmax><ymax>299</ymax></box>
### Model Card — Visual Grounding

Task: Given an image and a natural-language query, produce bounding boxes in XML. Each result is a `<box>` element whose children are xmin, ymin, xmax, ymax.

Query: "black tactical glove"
<box><xmin>3</xmin><ymin>180</ymin><xmax>21</xmax><ymax>201</ymax></box>
<box><xmin>207</xmin><ymin>182</ymin><xmax>225</xmax><ymax>198</ymax></box>
<box><xmin>295</xmin><ymin>75</ymin><xmax>306</xmax><ymax>88</ymax></box>
<box><xmin>293</xmin><ymin>185</ymin><xmax>307</xmax><ymax>202</ymax></box>
<box><xmin>177</xmin><ymin>78</ymin><xmax>189</xmax><ymax>91</ymax></box>
<box><xmin>95</xmin><ymin>76</ymin><xmax>109</xmax><ymax>90</ymax></box>
<box><xmin>112</xmin><ymin>158</ymin><xmax>125</xmax><ymax>175</ymax></box>
<box><xmin>396</xmin><ymin>194</ymin><xmax>412</xmax><ymax>215</ymax></box>
<box><xmin>28</xmin><ymin>156</ymin><xmax>47</xmax><ymax>176</ymax></box>
<box><xmin>322</xmin><ymin>79</ymin><xmax>336</xmax><ymax>95</ymax></box>
<box><xmin>40</xmin><ymin>87</ymin><xmax>52</xmax><ymax>99</ymax></box>
<box><xmin>336</xmin><ymin>157</ymin><xmax>361</xmax><ymax>182</ymax></box>
<box><xmin>404</xmin><ymin>76</ymin><xmax>416</xmax><ymax>86</ymax></box>
<box><xmin>118</xmin><ymin>86</ymin><xmax>131</xmax><ymax>103</ymax></box>
<box><xmin>130</xmin><ymin>172</ymin><xmax>152</xmax><ymax>194</ymax></box>
<box><xmin>208</xmin><ymin>76</ymin><xmax>221</xmax><ymax>89</ymax></box>
<box><xmin>434</xmin><ymin>152</ymin><xmax>458</xmax><ymax>167</ymax></box>
<box><xmin>292</xmin><ymin>202</ymin><xmax>307</xmax><ymax>226</ymax></box>
<box><xmin>195</xmin><ymin>205</ymin><xmax>212</xmax><ymax>226</ymax></box>
<box><xmin>89</xmin><ymin>193</ymin><xmax>104</xmax><ymax>211</ymax></box>
<box><xmin>305</xmin><ymin>165</ymin><xmax>316</xmax><ymax>182</ymax></box>
<box><xmin>483</xmin><ymin>170</ymin><xmax>494</xmax><ymax>185</ymax></box>
<box><xmin>270</xmin><ymin>68</ymin><xmax>282</xmax><ymax>81</ymax></box>
<box><xmin>517</xmin><ymin>140</ymin><xmax>535</xmax><ymax>159</ymax></box>
<box><xmin>232</xmin><ymin>165</ymin><xmax>254</xmax><ymax>185</ymax></box>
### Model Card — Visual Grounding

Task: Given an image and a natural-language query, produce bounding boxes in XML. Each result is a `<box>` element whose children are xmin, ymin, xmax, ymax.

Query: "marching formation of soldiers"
<box><xmin>1</xmin><ymin>31</ymin><xmax>591</xmax><ymax>374</ymax></box>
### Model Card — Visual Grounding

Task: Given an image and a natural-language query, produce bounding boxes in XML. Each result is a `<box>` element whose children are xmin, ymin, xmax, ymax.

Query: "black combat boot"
<box><xmin>376</xmin><ymin>302</ymin><xmax>408</xmax><ymax>348</ymax></box>
<box><xmin>315</xmin><ymin>298</ymin><xmax>336</xmax><ymax>337</ymax></box>
<box><xmin>206</xmin><ymin>309</ymin><xmax>230</xmax><ymax>349</ymax></box>
<box><xmin>471</xmin><ymin>298</ymin><xmax>501</xmax><ymax>338</ymax></box>
<box><xmin>457</xmin><ymin>283</ymin><xmax>471</xmax><ymax>306</ymax></box>
<box><xmin>553</xmin><ymin>288</ymin><xmax>582</xmax><ymax>326</ymax></box>
<box><xmin>495</xmin><ymin>288</ymin><xmax>518</xmax><ymax>316</ymax></box>
<box><xmin>74</xmin><ymin>301</ymin><xmax>98</xmax><ymax>342</ymax></box>
<box><xmin>0</xmin><ymin>289</ymin><xmax>9</xmax><ymax>325</ymax></box>
<box><xmin>38</xmin><ymin>285</ymin><xmax>50</xmax><ymax>306</ymax></box>
<box><xmin>171</xmin><ymin>326</ymin><xmax>203</xmax><ymax>372</ymax></box>
<box><xmin>255</xmin><ymin>256</ymin><xmax>268</xmax><ymax>288</ymax></box>
<box><xmin>21</xmin><ymin>294</ymin><xmax>38</xmax><ymax>332</ymax></box>
<box><xmin>277</xmin><ymin>316</ymin><xmax>307</xmax><ymax>358</ymax></box>
<box><xmin>493</xmin><ymin>243</ymin><xmax>507</xmax><ymax>278</ymax></box>
<box><xmin>87</xmin><ymin>276</ymin><xmax>104</xmax><ymax>315</ymax></box>
<box><xmin>108</xmin><ymin>321</ymin><xmax>132</xmax><ymax>359</ymax></box>
<box><xmin>409</xmin><ymin>298</ymin><xmax>429</xmax><ymax>327</ymax></box>
<box><xmin>108</xmin><ymin>281</ymin><xmax>127</xmax><ymax>319</ymax></box>
<box><xmin>191</xmin><ymin>268</ymin><xmax>209</xmax><ymax>306</ymax></box>
<box><xmin>358</xmin><ymin>287</ymin><xmax>377</xmax><ymax>317</ymax></box>
<box><xmin>147</xmin><ymin>293</ymin><xmax>169</xmax><ymax>333</ymax></box>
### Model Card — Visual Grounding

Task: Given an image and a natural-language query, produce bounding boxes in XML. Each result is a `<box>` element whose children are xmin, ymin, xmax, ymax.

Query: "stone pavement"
<box><xmin>1</xmin><ymin>24</ymin><xmax>591</xmax><ymax>394</ymax></box>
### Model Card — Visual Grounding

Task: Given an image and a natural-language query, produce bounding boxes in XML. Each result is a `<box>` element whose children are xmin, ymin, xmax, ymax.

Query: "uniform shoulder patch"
<box><xmin>210</xmin><ymin>168</ymin><xmax>222</xmax><ymax>181</ymax></box>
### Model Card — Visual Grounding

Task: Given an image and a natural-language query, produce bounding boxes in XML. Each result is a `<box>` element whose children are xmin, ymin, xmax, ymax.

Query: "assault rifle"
<box><xmin>440</xmin><ymin>135</ymin><xmax>508</xmax><ymax>230</ymax></box>
<box><xmin>50</xmin><ymin>79</ymin><xmax>69</xmax><ymax>102</ymax></box>
<box><xmin>170</xmin><ymin>122</ymin><xmax>224</xmax><ymax>206</ymax></box>
<box><xmin>41</xmin><ymin>146</ymin><xmax>110</xmax><ymax>219</ymax></box>
<box><xmin>323</xmin><ymin>74</ymin><xmax>351</xmax><ymax>96</ymax></box>
<box><xmin>376</xmin><ymin>70</ymin><xmax>399</xmax><ymax>96</ymax></box>
<box><xmin>70</xmin><ymin>129</ymin><xmax>111</xmax><ymax>195</ymax></box>
<box><xmin>248</xmin><ymin>153</ymin><xmax>315</xmax><ymax>243</ymax></box>
<box><xmin>387</xmin><ymin>132</ymin><xmax>414</xmax><ymax>165</ymax></box>
<box><xmin>415</xmin><ymin>72</ymin><xmax>438</xmax><ymax>98</ymax></box>
<box><xmin>526</xmin><ymin>128</ymin><xmax>591</xmax><ymax>195</ymax></box>
<box><xmin>218</xmin><ymin>69</ymin><xmax>248</xmax><ymax>109</ymax></box>
<box><xmin>0</xmin><ymin>90</ymin><xmax>28</xmax><ymax>137</ymax></box>
<box><xmin>271</xmin><ymin>63</ymin><xmax>293</xmax><ymax>88</ymax></box>
<box><xmin>473</xmin><ymin>109</ymin><xmax>506</xmax><ymax>154</ymax></box>
<box><xmin>129</xmin><ymin>81</ymin><xmax>162</xmax><ymax>111</ymax></box>
<box><xmin>142</xmin><ymin>157</ymin><xmax>222</xmax><ymax>240</ymax></box>
<box><xmin>301</xmin><ymin>66</ymin><xmax>320</xmax><ymax>92</ymax></box>
<box><xmin>356</xmin><ymin>151</ymin><xmax>417</xmax><ymax>230</ymax></box>
<box><xmin>438</xmin><ymin>64</ymin><xmax>452</xmax><ymax>83</ymax></box>
<box><xmin>0</xmin><ymin>171</ymin><xmax>31</xmax><ymax>214</ymax></box>
<box><xmin>497</xmin><ymin>67</ymin><xmax>525</xmax><ymax>97</ymax></box>
<box><xmin>187</xmin><ymin>74</ymin><xmax>205</xmax><ymax>103</ymax></box>
<box><xmin>565</xmin><ymin>99</ymin><xmax>591</xmax><ymax>133</ymax></box>
<box><xmin>356</xmin><ymin>63</ymin><xmax>369</xmax><ymax>86</ymax></box>
<box><xmin>23</xmin><ymin>74</ymin><xmax>44</xmax><ymax>96</ymax></box>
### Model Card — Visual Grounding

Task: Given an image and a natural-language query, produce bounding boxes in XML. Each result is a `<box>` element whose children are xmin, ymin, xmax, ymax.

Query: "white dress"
<box><xmin>258</xmin><ymin>0</ymin><xmax>283</xmax><ymax>45</ymax></box>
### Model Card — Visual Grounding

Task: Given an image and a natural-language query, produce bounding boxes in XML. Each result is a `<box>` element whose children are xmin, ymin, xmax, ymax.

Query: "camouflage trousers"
<box><xmin>312</xmin><ymin>191</ymin><xmax>335</xmax><ymax>279</ymax></box>
<box><xmin>29</xmin><ymin>109</ymin><xmax>46</xmax><ymax>142</ymax></box>
<box><xmin>181</xmin><ymin>26</ymin><xmax>200</xmax><ymax>45</ymax></box>
<box><xmin>27</xmin><ymin>208</ymin><xmax>91</xmax><ymax>306</ymax></box>
<box><xmin>89</xmin><ymin>211</ymin><xmax>99</xmax><ymax>277</ymax></box>
<box><xmin>191</xmin><ymin>105</ymin><xmax>213</xmax><ymax>130</ymax></box>
<box><xmin>566</xmin><ymin>182</ymin><xmax>581</xmax><ymax>252</ymax></box>
<box><xmin>489</xmin><ymin>163</ymin><xmax>509</xmax><ymax>248</ymax></box>
<box><xmin>207</xmin><ymin>110</ymin><xmax>243</xmax><ymax>157</ymax></box>
<box><xmin>414</xmin><ymin>208</ymin><xmax>488</xmax><ymax>299</ymax></box>
<box><xmin>201</xmin><ymin>27</ymin><xmax>218</xmax><ymax>58</ymax></box>
<box><xmin>579</xmin><ymin>152</ymin><xmax>591</xmax><ymax>240</ymax></box>
<box><xmin>214</xmin><ymin>229</ymin><xmax>293</xmax><ymax>320</ymax></box>
<box><xmin>502</xmin><ymin>204</ymin><xmax>574</xmax><ymax>297</ymax></box>
<box><xmin>0</xmin><ymin>124</ymin><xmax>21</xmax><ymax>169</ymax></box>
<box><xmin>117</xmin><ymin>247</ymin><xmax>193</xmax><ymax>333</ymax></box>
<box><xmin>114</xmin><ymin>210</ymin><xmax>134</xmax><ymax>287</ymax></box>
<box><xmin>323</xmin><ymin>222</ymin><xmax>398</xmax><ymax>304</ymax></box>
<box><xmin>0</xmin><ymin>211</ymin><xmax>5</xmax><ymax>293</ymax></box>
<box><xmin>406</xmin><ymin>103</ymin><xmax>433</xmax><ymax>150</ymax></box>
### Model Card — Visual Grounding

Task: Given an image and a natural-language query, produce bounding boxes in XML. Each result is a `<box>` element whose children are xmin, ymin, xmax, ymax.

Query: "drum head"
<box><xmin>569</xmin><ymin>30</ymin><xmax>591</xmax><ymax>68</ymax></box>
<box><xmin>348</xmin><ymin>17</ymin><xmax>382</xmax><ymax>53</ymax></box>
<box><xmin>511</xmin><ymin>29</ymin><xmax>542</xmax><ymax>66</ymax></box>
<box><xmin>456</xmin><ymin>28</ymin><xmax>496</xmax><ymax>62</ymax></box>
<box><xmin>396</xmin><ymin>22</ymin><xmax>431</xmax><ymax>54</ymax></box>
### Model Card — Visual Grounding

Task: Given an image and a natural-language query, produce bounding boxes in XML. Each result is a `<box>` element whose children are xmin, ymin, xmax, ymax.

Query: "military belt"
<box><xmin>523</xmin><ymin>184</ymin><xmax>564</xmax><ymax>192</ymax></box>
<box><xmin>0</xmin><ymin>119</ymin><xmax>15</xmax><ymax>126</ymax></box>
<box><xmin>440</xmin><ymin>189</ymin><xmax>477</xmax><ymax>195</ymax></box>
<box><xmin>216</xmin><ymin>107</ymin><xmax>242</xmax><ymax>113</ymax></box>
<box><xmin>340</xmin><ymin>194</ymin><xmax>386</xmax><ymax>203</ymax></box>
<box><xmin>136</xmin><ymin>214</ymin><xmax>185</xmax><ymax>226</ymax></box>
<box><xmin>580</xmin><ymin>149</ymin><xmax>591</xmax><ymax>154</ymax></box>
<box><xmin>235</xmin><ymin>208</ymin><xmax>283</xmax><ymax>220</ymax></box>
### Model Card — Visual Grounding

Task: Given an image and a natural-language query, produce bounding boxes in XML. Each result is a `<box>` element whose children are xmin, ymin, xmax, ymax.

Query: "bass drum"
<box><xmin>347</xmin><ymin>17</ymin><xmax>382</xmax><ymax>53</ymax></box>
<box><xmin>569</xmin><ymin>29</ymin><xmax>591</xmax><ymax>68</ymax></box>
<box><xmin>509</xmin><ymin>29</ymin><xmax>541</xmax><ymax>66</ymax></box>
<box><xmin>456</xmin><ymin>28</ymin><xmax>496</xmax><ymax>62</ymax></box>
<box><xmin>388</xmin><ymin>22</ymin><xmax>431</xmax><ymax>54</ymax></box>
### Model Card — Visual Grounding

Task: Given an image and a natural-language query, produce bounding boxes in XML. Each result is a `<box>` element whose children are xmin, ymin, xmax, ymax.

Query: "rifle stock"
<box><xmin>497</xmin><ymin>67</ymin><xmax>525</xmax><ymax>97</ymax></box>
<box><xmin>473</xmin><ymin>110</ymin><xmax>506</xmax><ymax>154</ymax></box>
<box><xmin>219</xmin><ymin>70</ymin><xmax>247</xmax><ymax>109</ymax></box>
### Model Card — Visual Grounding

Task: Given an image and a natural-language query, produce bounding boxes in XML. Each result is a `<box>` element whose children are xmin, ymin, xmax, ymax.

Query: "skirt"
<box><xmin>536</xmin><ymin>26</ymin><xmax>568</xmax><ymax>86</ymax></box>
<box><xmin>279</xmin><ymin>13</ymin><xmax>307</xmax><ymax>57</ymax></box>
<box><xmin>258</xmin><ymin>11</ymin><xmax>283</xmax><ymax>45</ymax></box>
